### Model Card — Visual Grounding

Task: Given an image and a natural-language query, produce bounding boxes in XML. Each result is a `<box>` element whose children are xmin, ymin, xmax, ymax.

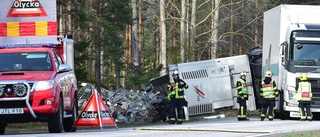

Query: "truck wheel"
<box><xmin>48</xmin><ymin>97</ymin><xmax>63</xmax><ymax>133</ymax></box>
<box><xmin>63</xmin><ymin>97</ymin><xmax>78</xmax><ymax>132</ymax></box>
<box><xmin>0</xmin><ymin>123</ymin><xmax>6</xmax><ymax>135</ymax></box>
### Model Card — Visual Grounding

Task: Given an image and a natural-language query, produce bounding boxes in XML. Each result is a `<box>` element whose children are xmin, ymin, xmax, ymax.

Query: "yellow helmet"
<box><xmin>265</xmin><ymin>70</ymin><xmax>272</xmax><ymax>78</ymax></box>
<box><xmin>170</xmin><ymin>79</ymin><xmax>175</xmax><ymax>83</ymax></box>
<box><xmin>300</xmin><ymin>73</ymin><xmax>307</xmax><ymax>81</ymax></box>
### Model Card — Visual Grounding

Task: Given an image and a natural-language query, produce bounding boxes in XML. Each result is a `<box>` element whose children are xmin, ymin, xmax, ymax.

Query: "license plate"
<box><xmin>290</xmin><ymin>111</ymin><xmax>300</xmax><ymax>117</ymax></box>
<box><xmin>0</xmin><ymin>108</ymin><xmax>24</xmax><ymax>114</ymax></box>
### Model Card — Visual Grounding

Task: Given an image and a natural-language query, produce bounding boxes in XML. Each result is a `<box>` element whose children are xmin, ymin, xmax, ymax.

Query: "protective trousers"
<box><xmin>299</xmin><ymin>101</ymin><xmax>312</xmax><ymax>120</ymax></box>
<box><xmin>261</xmin><ymin>99</ymin><xmax>275</xmax><ymax>120</ymax></box>
<box><xmin>169</xmin><ymin>98</ymin><xmax>184</xmax><ymax>124</ymax></box>
<box><xmin>237</xmin><ymin>98</ymin><xmax>247</xmax><ymax>120</ymax></box>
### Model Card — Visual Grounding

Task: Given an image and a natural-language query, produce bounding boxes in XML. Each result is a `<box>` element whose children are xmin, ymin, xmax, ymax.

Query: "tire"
<box><xmin>48</xmin><ymin>97</ymin><xmax>63</xmax><ymax>133</ymax></box>
<box><xmin>63</xmin><ymin>97</ymin><xmax>78</xmax><ymax>132</ymax></box>
<box><xmin>0</xmin><ymin>123</ymin><xmax>6</xmax><ymax>135</ymax></box>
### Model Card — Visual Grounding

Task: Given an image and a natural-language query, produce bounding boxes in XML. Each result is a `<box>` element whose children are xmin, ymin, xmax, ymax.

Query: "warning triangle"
<box><xmin>7</xmin><ymin>0</ymin><xmax>48</xmax><ymax>17</ymax></box>
<box><xmin>74</xmin><ymin>90</ymin><xmax>116</xmax><ymax>127</ymax></box>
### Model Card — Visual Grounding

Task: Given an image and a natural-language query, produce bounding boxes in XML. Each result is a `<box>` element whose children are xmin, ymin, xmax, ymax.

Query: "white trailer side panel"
<box><xmin>168</xmin><ymin>55</ymin><xmax>256</xmax><ymax>116</ymax></box>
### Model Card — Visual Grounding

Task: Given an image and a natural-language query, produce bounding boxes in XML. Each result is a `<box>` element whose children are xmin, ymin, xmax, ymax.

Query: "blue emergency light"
<box><xmin>0</xmin><ymin>43</ymin><xmax>56</xmax><ymax>48</ymax></box>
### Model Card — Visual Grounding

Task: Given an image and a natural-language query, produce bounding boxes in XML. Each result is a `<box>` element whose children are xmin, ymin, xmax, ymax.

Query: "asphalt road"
<box><xmin>4</xmin><ymin>117</ymin><xmax>320</xmax><ymax>137</ymax></box>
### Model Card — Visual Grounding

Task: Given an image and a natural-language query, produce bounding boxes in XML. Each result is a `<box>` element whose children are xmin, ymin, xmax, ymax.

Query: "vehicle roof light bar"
<box><xmin>0</xmin><ymin>43</ymin><xmax>56</xmax><ymax>48</ymax></box>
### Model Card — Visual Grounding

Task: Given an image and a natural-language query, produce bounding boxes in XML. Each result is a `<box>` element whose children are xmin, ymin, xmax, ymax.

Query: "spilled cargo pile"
<box><xmin>78</xmin><ymin>84</ymin><xmax>169</xmax><ymax>124</ymax></box>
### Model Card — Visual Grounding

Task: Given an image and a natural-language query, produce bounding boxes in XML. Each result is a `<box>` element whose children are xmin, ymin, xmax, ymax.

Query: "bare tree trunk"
<box><xmin>125</xmin><ymin>24</ymin><xmax>132</xmax><ymax>83</ymax></box>
<box><xmin>88</xmin><ymin>0</ymin><xmax>94</xmax><ymax>80</ymax></box>
<box><xmin>254</xmin><ymin>0</ymin><xmax>259</xmax><ymax>48</ymax></box>
<box><xmin>180</xmin><ymin>0</ymin><xmax>186</xmax><ymax>62</ymax></box>
<box><xmin>126</xmin><ymin>24</ymin><xmax>132</xmax><ymax>64</ymax></box>
<box><xmin>211</xmin><ymin>0</ymin><xmax>219</xmax><ymax>59</ymax></box>
<box><xmin>229</xmin><ymin>0</ymin><xmax>233</xmax><ymax>56</ymax></box>
<box><xmin>173</xmin><ymin>10</ymin><xmax>177</xmax><ymax>63</ymax></box>
<box><xmin>239</xmin><ymin>0</ymin><xmax>244</xmax><ymax>54</ymax></box>
<box><xmin>138</xmin><ymin>0</ymin><xmax>143</xmax><ymax>68</ymax></box>
<box><xmin>159</xmin><ymin>0</ymin><xmax>166</xmax><ymax>76</ymax></box>
<box><xmin>132</xmin><ymin>0</ymin><xmax>139</xmax><ymax>66</ymax></box>
<box><xmin>189</xmin><ymin>0</ymin><xmax>196</xmax><ymax>61</ymax></box>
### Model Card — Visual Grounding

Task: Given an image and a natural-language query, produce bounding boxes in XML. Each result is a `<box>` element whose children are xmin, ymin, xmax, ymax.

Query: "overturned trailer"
<box><xmin>151</xmin><ymin>55</ymin><xmax>260</xmax><ymax>117</ymax></box>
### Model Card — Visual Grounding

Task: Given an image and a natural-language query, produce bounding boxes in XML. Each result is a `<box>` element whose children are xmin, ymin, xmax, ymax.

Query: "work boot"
<box><xmin>260</xmin><ymin>117</ymin><xmax>265</xmax><ymax>121</ymax></box>
<box><xmin>168</xmin><ymin>120</ymin><xmax>175</xmax><ymax>124</ymax></box>
<box><xmin>238</xmin><ymin>118</ymin><xmax>249</xmax><ymax>121</ymax></box>
<box><xmin>268</xmin><ymin>119</ymin><xmax>273</xmax><ymax>121</ymax></box>
<box><xmin>176</xmin><ymin>121</ymin><xmax>182</xmax><ymax>124</ymax></box>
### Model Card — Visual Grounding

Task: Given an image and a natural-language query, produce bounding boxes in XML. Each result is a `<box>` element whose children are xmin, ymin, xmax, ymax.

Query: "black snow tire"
<box><xmin>48</xmin><ymin>97</ymin><xmax>64</xmax><ymax>133</ymax></box>
<box><xmin>63</xmin><ymin>97</ymin><xmax>78</xmax><ymax>132</ymax></box>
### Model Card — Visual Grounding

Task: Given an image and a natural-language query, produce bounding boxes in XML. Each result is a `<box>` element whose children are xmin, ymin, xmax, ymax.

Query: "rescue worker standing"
<box><xmin>295</xmin><ymin>73</ymin><xmax>312</xmax><ymax>121</ymax></box>
<box><xmin>167</xmin><ymin>70</ymin><xmax>188</xmax><ymax>124</ymax></box>
<box><xmin>236</xmin><ymin>71</ymin><xmax>249</xmax><ymax>121</ymax></box>
<box><xmin>260</xmin><ymin>70</ymin><xmax>278</xmax><ymax>121</ymax></box>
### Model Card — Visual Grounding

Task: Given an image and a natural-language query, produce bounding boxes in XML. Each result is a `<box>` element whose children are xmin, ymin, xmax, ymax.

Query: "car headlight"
<box><xmin>14</xmin><ymin>84</ymin><xmax>27</xmax><ymax>97</ymax></box>
<box><xmin>35</xmin><ymin>80</ymin><xmax>54</xmax><ymax>90</ymax></box>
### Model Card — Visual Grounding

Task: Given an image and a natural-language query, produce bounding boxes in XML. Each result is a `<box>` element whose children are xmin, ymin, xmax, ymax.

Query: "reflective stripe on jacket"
<box><xmin>297</xmin><ymin>81</ymin><xmax>312</xmax><ymax>101</ymax></box>
<box><xmin>261</xmin><ymin>80</ymin><xmax>277</xmax><ymax>99</ymax></box>
<box><xmin>237</xmin><ymin>78</ymin><xmax>248</xmax><ymax>97</ymax></box>
<box><xmin>175</xmin><ymin>81</ymin><xmax>188</xmax><ymax>99</ymax></box>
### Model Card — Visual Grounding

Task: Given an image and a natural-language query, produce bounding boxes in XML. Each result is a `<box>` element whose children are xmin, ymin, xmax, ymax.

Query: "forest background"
<box><xmin>57</xmin><ymin>0</ymin><xmax>320</xmax><ymax>92</ymax></box>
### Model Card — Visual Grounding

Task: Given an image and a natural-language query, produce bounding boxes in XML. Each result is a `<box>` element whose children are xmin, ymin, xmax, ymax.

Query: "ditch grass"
<box><xmin>277</xmin><ymin>130</ymin><xmax>320</xmax><ymax>137</ymax></box>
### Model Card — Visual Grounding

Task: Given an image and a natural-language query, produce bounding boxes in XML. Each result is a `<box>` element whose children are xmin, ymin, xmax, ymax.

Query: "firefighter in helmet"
<box><xmin>295</xmin><ymin>73</ymin><xmax>312</xmax><ymax>121</ymax></box>
<box><xmin>236</xmin><ymin>71</ymin><xmax>249</xmax><ymax>121</ymax></box>
<box><xmin>167</xmin><ymin>70</ymin><xmax>188</xmax><ymax>124</ymax></box>
<box><xmin>260</xmin><ymin>70</ymin><xmax>278</xmax><ymax>121</ymax></box>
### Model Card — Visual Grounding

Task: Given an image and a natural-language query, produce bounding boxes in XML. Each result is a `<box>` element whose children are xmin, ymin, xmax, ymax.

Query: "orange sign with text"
<box><xmin>7</xmin><ymin>0</ymin><xmax>48</xmax><ymax>17</ymax></box>
<box><xmin>74</xmin><ymin>90</ymin><xmax>116</xmax><ymax>127</ymax></box>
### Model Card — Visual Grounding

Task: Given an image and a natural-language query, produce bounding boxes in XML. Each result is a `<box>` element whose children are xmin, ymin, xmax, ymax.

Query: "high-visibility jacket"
<box><xmin>237</xmin><ymin>78</ymin><xmax>248</xmax><ymax>98</ymax></box>
<box><xmin>297</xmin><ymin>81</ymin><xmax>312</xmax><ymax>101</ymax></box>
<box><xmin>167</xmin><ymin>79</ymin><xmax>188</xmax><ymax>99</ymax></box>
<box><xmin>260</xmin><ymin>80</ymin><xmax>278</xmax><ymax>99</ymax></box>
<box><xmin>174</xmin><ymin>79</ymin><xmax>188</xmax><ymax>99</ymax></box>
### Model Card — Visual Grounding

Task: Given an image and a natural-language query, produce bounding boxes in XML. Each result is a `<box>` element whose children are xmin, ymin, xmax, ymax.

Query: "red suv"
<box><xmin>0</xmin><ymin>45</ymin><xmax>78</xmax><ymax>134</ymax></box>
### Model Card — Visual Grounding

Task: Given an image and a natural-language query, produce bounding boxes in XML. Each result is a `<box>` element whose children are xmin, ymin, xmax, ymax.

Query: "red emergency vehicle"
<box><xmin>0</xmin><ymin>38</ymin><xmax>78</xmax><ymax>134</ymax></box>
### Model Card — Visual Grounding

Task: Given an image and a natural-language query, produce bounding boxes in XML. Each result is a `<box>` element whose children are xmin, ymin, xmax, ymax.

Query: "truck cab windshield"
<box><xmin>290</xmin><ymin>43</ymin><xmax>320</xmax><ymax>66</ymax></box>
<box><xmin>289</xmin><ymin>30</ymin><xmax>320</xmax><ymax>67</ymax></box>
<box><xmin>0</xmin><ymin>52</ymin><xmax>53</xmax><ymax>72</ymax></box>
